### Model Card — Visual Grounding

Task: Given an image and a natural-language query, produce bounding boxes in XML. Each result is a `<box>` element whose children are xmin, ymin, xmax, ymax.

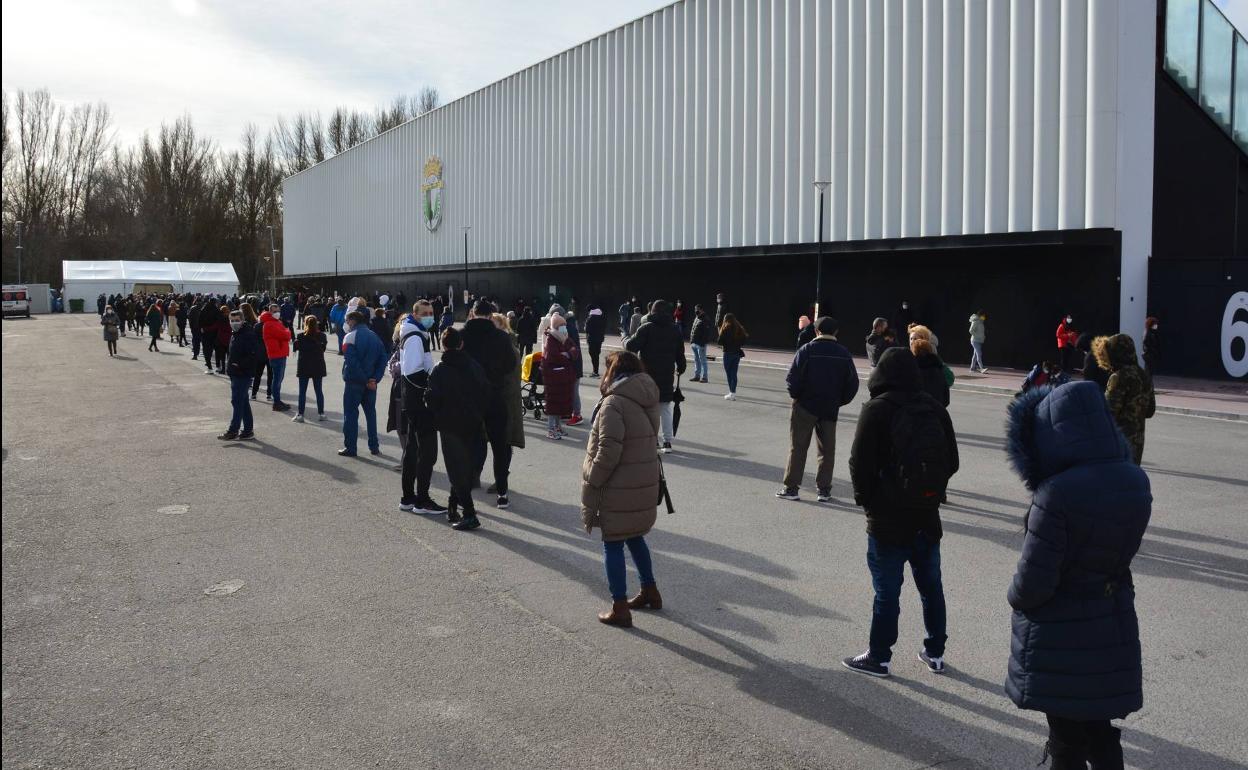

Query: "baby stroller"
<box><xmin>521</xmin><ymin>350</ymin><xmax>545</xmax><ymax>420</ymax></box>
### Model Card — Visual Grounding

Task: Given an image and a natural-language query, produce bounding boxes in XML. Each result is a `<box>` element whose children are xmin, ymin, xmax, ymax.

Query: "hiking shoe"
<box><xmin>496</xmin><ymin>494</ymin><xmax>510</xmax><ymax>509</ymax></box>
<box><xmin>775</xmin><ymin>488</ymin><xmax>800</xmax><ymax>501</ymax></box>
<box><xmin>292</xmin><ymin>413</ymin><xmax>304</xmax><ymax>423</ymax></box>
<box><xmin>237</xmin><ymin>431</ymin><xmax>256</xmax><ymax>441</ymax></box>
<box><xmin>842</xmin><ymin>651</ymin><xmax>891</xmax><ymax>678</ymax></box>
<box><xmin>817</xmin><ymin>489</ymin><xmax>833</xmax><ymax>502</ymax></box>
<box><xmin>217</xmin><ymin>431</ymin><xmax>239</xmax><ymax>441</ymax></box>
<box><xmin>452</xmin><ymin>515</ymin><xmax>481</xmax><ymax>531</ymax></box>
<box><xmin>661</xmin><ymin>441</ymin><xmax>673</xmax><ymax>454</ymax></box>
<box><xmin>414</xmin><ymin>499</ymin><xmax>448</xmax><ymax>515</ymax></box>
<box><xmin>918</xmin><ymin>651</ymin><xmax>946</xmax><ymax>674</ymax></box>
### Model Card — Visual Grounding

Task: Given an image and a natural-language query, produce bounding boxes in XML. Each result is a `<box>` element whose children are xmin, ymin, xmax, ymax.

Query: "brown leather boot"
<box><xmin>597</xmin><ymin>600</ymin><xmax>633</xmax><ymax>628</ymax></box>
<box><xmin>626</xmin><ymin>584</ymin><xmax>663</xmax><ymax>611</ymax></box>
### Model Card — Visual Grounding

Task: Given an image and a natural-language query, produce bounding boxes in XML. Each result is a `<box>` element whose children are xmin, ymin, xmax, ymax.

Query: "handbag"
<box><xmin>671</xmin><ymin>375</ymin><xmax>684</xmax><ymax>436</ymax></box>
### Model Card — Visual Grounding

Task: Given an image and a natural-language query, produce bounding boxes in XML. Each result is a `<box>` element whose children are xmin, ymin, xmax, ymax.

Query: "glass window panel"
<box><xmin>1236</xmin><ymin>35</ymin><xmax>1248</xmax><ymax>152</ymax></box>
<box><xmin>1201</xmin><ymin>0</ymin><xmax>1234</xmax><ymax>130</ymax></box>
<box><xmin>1164</xmin><ymin>0</ymin><xmax>1201</xmax><ymax>96</ymax></box>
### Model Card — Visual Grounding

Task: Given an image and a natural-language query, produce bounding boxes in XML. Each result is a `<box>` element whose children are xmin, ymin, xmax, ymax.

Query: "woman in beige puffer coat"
<box><xmin>581</xmin><ymin>350</ymin><xmax>663</xmax><ymax>628</ymax></box>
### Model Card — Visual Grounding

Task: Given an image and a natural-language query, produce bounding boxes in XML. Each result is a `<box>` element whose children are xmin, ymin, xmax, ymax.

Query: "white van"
<box><xmin>2</xmin><ymin>285</ymin><xmax>31</xmax><ymax>318</ymax></box>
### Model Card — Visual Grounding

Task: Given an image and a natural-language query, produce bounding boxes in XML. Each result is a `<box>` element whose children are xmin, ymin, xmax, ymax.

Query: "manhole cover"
<box><xmin>157</xmin><ymin>504</ymin><xmax>189</xmax><ymax>515</ymax></box>
<box><xmin>204</xmin><ymin>579</ymin><xmax>245</xmax><ymax>597</ymax></box>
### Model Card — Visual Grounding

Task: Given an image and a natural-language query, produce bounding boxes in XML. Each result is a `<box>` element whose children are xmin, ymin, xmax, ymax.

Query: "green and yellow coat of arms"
<box><xmin>421</xmin><ymin>155</ymin><xmax>444</xmax><ymax>232</ymax></box>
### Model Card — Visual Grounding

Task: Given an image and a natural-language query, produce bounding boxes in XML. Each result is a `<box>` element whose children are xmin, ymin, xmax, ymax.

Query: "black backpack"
<box><xmin>880</xmin><ymin>394</ymin><xmax>952</xmax><ymax>506</ymax></box>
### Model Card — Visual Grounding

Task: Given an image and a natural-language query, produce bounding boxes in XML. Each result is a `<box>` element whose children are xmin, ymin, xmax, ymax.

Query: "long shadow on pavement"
<box><xmin>224</xmin><ymin>438</ymin><xmax>358</xmax><ymax>484</ymax></box>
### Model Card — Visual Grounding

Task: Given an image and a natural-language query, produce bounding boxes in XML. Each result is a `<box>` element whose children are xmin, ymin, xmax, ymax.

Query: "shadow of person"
<box><xmin>225</xmin><ymin>438</ymin><xmax>358</xmax><ymax>483</ymax></box>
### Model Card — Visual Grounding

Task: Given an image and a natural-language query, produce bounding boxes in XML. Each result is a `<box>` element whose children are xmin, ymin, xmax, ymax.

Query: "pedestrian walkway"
<box><xmin>602</xmin><ymin>334</ymin><xmax>1247</xmax><ymax>421</ymax></box>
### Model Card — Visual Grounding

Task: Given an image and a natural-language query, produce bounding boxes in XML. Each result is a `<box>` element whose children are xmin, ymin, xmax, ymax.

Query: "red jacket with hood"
<box><xmin>260</xmin><ymin>311</ymin><xmax>291</xmax><ymax>359</ymax></box>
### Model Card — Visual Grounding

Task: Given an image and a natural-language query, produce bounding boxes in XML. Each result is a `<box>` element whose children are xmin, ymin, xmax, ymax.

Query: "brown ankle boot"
<box><xmin>597</xmin><ymin>600</ymin><xmax>633</xmax><ymax>628</ymax></box>
<box><xmin>626</xmin><ymin>584</ymin><xmax>662</xmax><ymax>611</ymax></box>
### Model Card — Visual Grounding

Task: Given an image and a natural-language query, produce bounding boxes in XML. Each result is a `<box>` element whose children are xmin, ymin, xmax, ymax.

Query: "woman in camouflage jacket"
<box><xmin>1093</xmin><ymin>334</ymin><xmax>1156</xmax><ymax>464</ymax></box>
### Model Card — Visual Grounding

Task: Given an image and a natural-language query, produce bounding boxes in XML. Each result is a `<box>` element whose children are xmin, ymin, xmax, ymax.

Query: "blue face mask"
<box><xmin>418</xmin><ymin>316</ymin><xmax>435</xmax><ymax>330</ymax></box>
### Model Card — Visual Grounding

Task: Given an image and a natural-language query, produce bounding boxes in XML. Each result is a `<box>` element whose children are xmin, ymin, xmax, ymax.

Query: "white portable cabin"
<box><xmin>61</xmin><ymin>261</ymin><xmax>240</xmax><ymax>307</ymax></box>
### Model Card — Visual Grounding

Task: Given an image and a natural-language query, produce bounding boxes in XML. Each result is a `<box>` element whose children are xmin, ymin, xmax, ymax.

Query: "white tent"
<box><xmin>62</xmin><ymin>261</ymin><xmax>240</xmax><ymax>306</ymax></box>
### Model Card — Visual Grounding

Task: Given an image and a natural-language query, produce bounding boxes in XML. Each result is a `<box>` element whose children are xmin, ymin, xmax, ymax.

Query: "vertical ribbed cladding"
<box><xmin>847</xmin><ymin>0</ymin><xmax>866</xmax><ymax>241</ymax></box>
<box><xmin>962</xmin><ymin>0</ymin><xmax>987</xmax><ymax>235</ymax></box>
<box><xmin>900</xmin><ymin>0</ymin><xmax>923</xmax><ymax>237</ymax></box>
<box><xmin>984</xmin><ymin>0</ymin><xmax>1011</xmax><ymax>233</ymax></box>
<box><xmin>864</xmin><ymin>0</ymin><xmax>885</xmax><ymax>240</ymax></box>
<box><xmin>702</xmin><ymin>0</ymin><xmax>717</xmax><ymax>249</ymax></box>
<box><xmin>829</xmin><ymin>0</ymin><xmax>849</xmax><ymax>242</ymax></box>
<box><xmin>942</xmin><ymin>0</ymin><xmax>966</xmax><ymax>236</ymax></box>
<box><xmin>1032</xmin><ymin>0</ymin><xmax>1060</xmax><ymax>230</ymax></box>
<box><xmin>769</xmin><ymin>1</ymin><xmax>785</xmax><ymax>244</ymax></box>
<box><xmin>786</xmin><ymin>0</ymin><xmax>804</xmax><ymax>245</ymax></box>
<box><xmin>1085</xmin><ymin>0</ymin><xmax>1117</xmax><ymax>229</ymax></box>
<box><xmin>921</xmin><ymin>0</ymin><xmax>944</xmax><ymax>237</ymax></box>
<box><xmin>742</xmin><ymin>0</ymin><xmax>759</xmax><ymax>247</ymax></box>
<box><xmin>729</xmin><ymin>0</ymin><xmax>746</xmax><ymax>248</ymax></box>
<box><xmin>814</xmin><ymin>0</ymin><xmax>833</xmax><ymax>241</ymax></box>
<box><xmin>882</xmin><ymin>0</ymin><xmax>904</xmax><ymax>239</ymax></box>
<box><xmin>1008</xmin><ymin>0</ymin><xmax>1035</xmax><ymax>232</ymax></box>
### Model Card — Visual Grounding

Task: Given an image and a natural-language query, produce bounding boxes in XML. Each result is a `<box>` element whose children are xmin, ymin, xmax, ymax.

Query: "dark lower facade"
<box><xmin>282</xmin><ymin>229</ymin><xmax>1123</xmax><ymax>373</ymax></box>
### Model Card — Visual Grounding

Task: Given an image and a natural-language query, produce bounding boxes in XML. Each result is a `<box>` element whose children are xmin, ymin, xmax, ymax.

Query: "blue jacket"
<box><xmin>1004</xmin><ymin>382</ymin><xmax>1152</xmax><ymax>721</ymax></box>
<box><xmin>786</xmin><ymin>337</ymin><xmax>860</xmax><ymax>420</ymax></box>
<box><xmin>279</xmin><ymin>301</ymin><xmax>296</xmax><ymax>323</ymax></box>
<box><xmin>341</xmin><ymin>325</ymin><xmax>388</xmax><ymax>384</ymax></box>
<box><xmin>328</xmin><ymin>303</ymin><xmax>347</xmax><ymax>328</ymax></box>
<box><xmin>226</xmin><ymin>323</ymin><xmax>262</xmax><ymax>377</ymax></box>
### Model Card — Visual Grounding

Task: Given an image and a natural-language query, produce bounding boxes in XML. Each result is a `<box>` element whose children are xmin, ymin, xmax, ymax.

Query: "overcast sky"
<box><xmin>3</xmin><ymin>0</ymin><xmax>1247</xmax><ymax>152</ymax></box>
<box><xmin>1</xmin><ymin>0</ymin><xmax>668</xmax><ymax>150</ymax></box>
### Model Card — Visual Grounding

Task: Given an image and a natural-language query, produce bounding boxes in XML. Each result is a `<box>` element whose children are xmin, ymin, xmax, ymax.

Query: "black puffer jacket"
<box><xmin>624</xmin><ymin>313</ymin><xmax>686</xmax><ymax>403</ymax></box>
<box><xmin>1004</xmin><ymin>382</ymin><xmax>1151</xmax><ymax>721</ymax></box>
<box><xmin>849</xmin><ymin>348</ymin><xmax>959</xmax><ymax>545</ymax></box>
<box><xmin>426</xmin><ymin>349</ymin><xmax>490</xmax><ymax>436</ymax></box>
<box><xmin>915</xmin><ymin>351</ymin><xmax>950</xmax><ymax>407</ymax></box>
<box><xmin>461</xmin><ymin>317</ymin><xmax>517</xmax><ymax>394</ymax></box>
<box><xmin>294</xmin><ymin>330</ymin><xmax>328</xmax><ymax>379</ymax></box>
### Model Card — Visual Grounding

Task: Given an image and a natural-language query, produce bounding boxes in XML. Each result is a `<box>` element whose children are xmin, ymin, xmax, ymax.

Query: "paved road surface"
<box><xmin>4</xmin><ymin>314</ymin><xmax>1246</xmax><ymax>769</ymax></box>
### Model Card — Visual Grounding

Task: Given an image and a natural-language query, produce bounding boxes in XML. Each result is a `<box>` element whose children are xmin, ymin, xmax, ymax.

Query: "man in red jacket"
<box><xmin>1055</xmin><ymin>315</ymin><xmax>1080</xmax><ymax>374</ymax></box>
<box><xmin>261</xmin><ymin>305</ymin><xmax>293</xmax><ymax>412</ymax></box>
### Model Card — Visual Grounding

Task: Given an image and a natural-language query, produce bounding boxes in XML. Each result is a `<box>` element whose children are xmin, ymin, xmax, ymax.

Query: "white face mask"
<box><xmin>552</xmin><ymin>327</ymin><xmax>568</xmax><ymax>340</ymax></box>
<box><xmin>1065</xmin><ymin>317</ymin><xmax>1073</xmax><ymax>324</ymax></box>
<box><xmin>230</xmin><ymin>320</ymin><xmax>243</xmax><ymax>331</ymax></box>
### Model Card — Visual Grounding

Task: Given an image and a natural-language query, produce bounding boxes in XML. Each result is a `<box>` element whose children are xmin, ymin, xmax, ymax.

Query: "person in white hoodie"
<box><xmin>536</xmin><ymin>303</ymin><xmax>565</xmax><ymax>340</ymax></box>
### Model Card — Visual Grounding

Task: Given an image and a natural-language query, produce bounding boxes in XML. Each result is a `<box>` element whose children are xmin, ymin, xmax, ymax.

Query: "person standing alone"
<box><xmin>218</xmin><ymin>310</ymin><xmax>260</xmax><ymax>441</ymax></box>
<box><xmin>776</xmin><ymin>317</ymin><xmax>859</xmax><ymax>502</ymax></box>
<box><xmin>968</xmin><ymin>311</ymin><xmax>987</xmax><ymax>373</ymax></box>
<box><xmin>845</xmin><ymin>348</ymin><xmax>959</xmax><ymax>678</ymax></box>
<box><xmin>339</xmin><ymin>310</ymin><xmax>388</xmax><ymax>457</ymax></box>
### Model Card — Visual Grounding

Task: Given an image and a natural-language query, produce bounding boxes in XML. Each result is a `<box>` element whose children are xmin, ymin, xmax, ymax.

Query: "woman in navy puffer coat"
<box><xmin>1004</xmin><ymin>381</ymin><xmax>1152</xmax><ymax>770</ymax></box>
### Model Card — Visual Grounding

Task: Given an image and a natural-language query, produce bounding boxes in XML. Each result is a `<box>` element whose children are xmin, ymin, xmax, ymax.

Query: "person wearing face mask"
<box><xmin>218</xmin><ymin>310</ymin><xmax>261</xmax><ymax>441</ymax></box>
<box><xmin>1142</xmin><ymin>317</ymin><xmax>1161</xmax><ymax>379</ymax></box>
<box><xmin>541</xmin><ymin>314</ymin><xmax>579</xmax><ymax>439</ymax></box>
<box><xmin>339</xmin><ymin>310</ymin><xmax>389</xmax><ymax>457</ymax></box>
<box><xmin>397</xmin><ymin>301</ymin><xmax>448</xmax><ymax>515</ymax></box>
<box><xmin>292</xmin><ymin>315</ymin><xmax>328</xmax><ymax>422</ymax></box>
<box><xmin>1056</xmin><ymin>314</ymin><xmax>1080</xmax><ymax>374</ymax></box>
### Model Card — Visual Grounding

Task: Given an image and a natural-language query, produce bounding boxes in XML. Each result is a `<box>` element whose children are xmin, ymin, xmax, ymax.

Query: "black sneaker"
<box><xmin>496</xmin><ymin>494</ymin><xmax>510</xmax><ymax>509</ymax></box>
<box><xmin>775</xmin><ymin>487</ymin><xmax>800</xmax><ymax>501</ymax></box>
<box><xmin>817</xmin><ymin>489</ymin><xmax>833</xmax><ymax>502</ymax></box>
<box><xmin>414</xmin><ymin>499</ymin><xmax>448</xmax><ymax>515</ymax></box>
<box><xmin>452</xmin><ymin>515</ymin><xmax>481</xmax><ymax>531</ymax></box>
<box><xmin>842</xmin><ymin>651</ymin><xmax>891</xmax><ymax>678</ymax></box>
<box><xmin>918</xmin><ymin>651</ymin><xmax>946</xmax><ymax>674</ymax></box>
<box><xmin>661</xmin><ymin>441</ymin><xmax>673</xmax><ymax>454</ymax></box>
<box><xmin>217</xmin><ymin>431</ymin><xmax>239</xmax><ymax>441</ymax></box>
<box><xmin>446</xmin><ymin>500</ymin><xmax>462</xmax><ymax>524</ymax></box>
<box><xmin>338</xmin><ymin>448</ymin><xmax>357</xmax><ymax>457</ymax></box>
<box><xmin>237</xmin><ymin>430</ymin><xmax>256</xmax><ymax>441</ymax></box>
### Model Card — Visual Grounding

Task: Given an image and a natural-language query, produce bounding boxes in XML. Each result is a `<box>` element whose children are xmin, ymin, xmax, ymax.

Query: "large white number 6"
<box><xmin>1222</xmin><ymin>291</ymin><xmax>1248</xmax><ymax>379</ymax></box>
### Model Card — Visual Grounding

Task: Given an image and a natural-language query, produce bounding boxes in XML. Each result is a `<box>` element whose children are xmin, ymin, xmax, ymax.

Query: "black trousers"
<box><xmin>1045</xmin><ymin>715</ymin><xmax>1123</xmax><ymax>770</ymax></box>
<box><xmin>401</xmin><ymin>408</ymin><xmax>439</xmax><ymax>502</ymax></box>
<box><xmin>203</xmin><ymin>339</ymin><xmax>215</xmax><ymax>369</ymax></box>
<box><xmin>588</xmin><ymin>338</ymin><xmax>603</xmax><ymax>375</ymax></box>
<box><xmin>472</xmin><ymin>398</ymin><xmax>511</xmax><ymax>494</ymax></box>
<box><xmin>441</xmin><ymin>431</ymin><xmax>476</xmax><ymax>515</ymax></box>
<box><xmin>191</xmin><ymin>331</ymin><xmax>201</xmax><ymax>358</ymax></box>
<box><xmin>252</xmin><ymin>359</ymin><xmax>272</xmax><ymax>396</ymax></box>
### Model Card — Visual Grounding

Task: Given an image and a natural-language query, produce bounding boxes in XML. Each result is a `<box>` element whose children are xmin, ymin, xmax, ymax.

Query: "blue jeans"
<box><xmin>342</xmin><ymin>381</ymin><xmax>379</xmax><ymax>453</ymax></box>
<box><xmin>691</xmin><ymin>343</ymin><xmax>708</xmax><ymax>380</ymax></box>
<box><xmin>866</xmin><ymin>533</ymin><xmax>947</xmax><ymax>663</ymax></box>
<box><xmin>335</xmin><ymin>327</ymin><xmax>345</xmax><ymax>353</ymax></box>
<box><xmin>970</xmin><ymin>339</ymin><xmax>985</xmax><ymax>371</ymax></box>
<box><xmin>270</xmin><ymin>357</ymin><xmax>287</xmax><ymax>403</ymax></box>
<box><xmin>604</xmin><ymin>536</ymin><xmax>656</xmax><ymax>601</ymax></box>
<box><xmin>228</xmin><ymin>375</ymin><xmax>253</xmax><ymax>433</ymax></box>
<box><xmin>723</xmin><ymin>351</ymin><xmax>743</xmax><ymax>393</ymax></box>
<box><xmin>298</xmin><ymin>376</ymin><xmax>324</xmax><ymax>416</ymax></box>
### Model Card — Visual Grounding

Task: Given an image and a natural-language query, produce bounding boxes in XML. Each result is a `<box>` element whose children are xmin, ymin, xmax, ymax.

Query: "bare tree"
<box><xmin>416</xmin><ymin>86</ymin><xmax>441</xmax><ymax>115</ymax></box>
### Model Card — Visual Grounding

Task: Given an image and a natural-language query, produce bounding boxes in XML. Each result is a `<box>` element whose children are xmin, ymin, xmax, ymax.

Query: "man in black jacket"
<box><xmin>427</xmin><ymin>327</ymin><xmax>490</xmax><ymax>531</ymax></box>
<box><xmin>461</xmin><ymin>299</ymin><xmax>518</xmax><ymax>507</ymax></box>
<box><xmin>218</xmin><ymin>310</ymin><xmax>260</xmax><ymax>441</ymax></box>
<box><xmin>845</xmin><ymin>347</ymin><xmax>959</xmax><ymax>678</ymax></box>
<box><xmin>777</xmin><ymin>317</ymin><xmax>860</xmax><ymax>502</ymax></box>
<box><xmin>188</xmin><ymin>297</ymin><xmax>203</xmax><ymax>360</ymax></box>
<box><xmin>584</xmin><ymin>304</ymin><xmax>607</xmax><ymax>377</ymax></box>
<box><xmin>625</xmin><ymin>300</ymin><xmax>686</xmax><ymax>453</ymax></box>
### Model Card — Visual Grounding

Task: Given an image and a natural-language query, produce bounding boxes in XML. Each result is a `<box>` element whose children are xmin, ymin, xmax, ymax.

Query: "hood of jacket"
<box><xmin>606</xmin><ymin>372</ymin><xmax>660</xmax><ymax>410</ymax></box>
<box><xmin>867</xmin><ymin>347</ymin><xmax>921</xmax><ymax>397</ymax></box>
<box><xmin>640</xmin><ymin>312</ymin><xmax>673</xmax><ymax>328</ymax></box>
<box><xmin>1005</xmin><ymin>381</ymin><xmax>1130</xmax><ymax>491</ymax></box>
<box><xmin>1095</xmin><ymin>333</ymin><xmax>1138</xmax><ymax>373</ymax></box>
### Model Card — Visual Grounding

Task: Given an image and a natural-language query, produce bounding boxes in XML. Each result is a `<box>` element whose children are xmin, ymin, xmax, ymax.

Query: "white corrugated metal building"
<box><xmin>282</xmin><ymin>0</ymin><xmax>1248</xmax><ymax>374</ymax></box>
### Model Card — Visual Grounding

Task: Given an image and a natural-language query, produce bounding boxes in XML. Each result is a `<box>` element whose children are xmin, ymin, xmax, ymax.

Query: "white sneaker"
<box><xmin>292</xmin><ymin>413</ymin><xmax>304</xmax><ymax>423</ymax></box>
<box><xmin>317</xmin><ymin>413</ymin><xmax>327</xmax><ymax>422</ymax></box>
<box><xmin>724</xmin><ymin>392</ymin><xmax>736</xmax><ymax>401</ymax></box>
<box><xmin>979</xmin><ymin>369</ymin><xmax>989</xmax><ymax>375</ymax></box>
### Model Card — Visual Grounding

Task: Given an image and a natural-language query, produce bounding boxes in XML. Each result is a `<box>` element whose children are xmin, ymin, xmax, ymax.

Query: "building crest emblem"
<box><xmin>421</xmin><ymin>155</ymin><xmax>444</xmax><ymax>232</ymax></box>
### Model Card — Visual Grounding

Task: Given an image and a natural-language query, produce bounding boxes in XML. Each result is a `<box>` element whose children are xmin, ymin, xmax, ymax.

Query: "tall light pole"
<box><xmin>812</xmin><ymin>181</ymin><xmax>830</xmax><ymax>318</ymax></box>
<box><xmin>267</xmin><ymin>225</ymin><xmax>278</xmax><ymax>298</ymax></box>
<box><xmin>14</xmin><ymin>221</ymin><xmax>24</xmax><ymax>284</ymax></box>
<box><xmin>461</xmin><ymin>225</ymin><xmax>471</xmax><ymax>314</ymax></box>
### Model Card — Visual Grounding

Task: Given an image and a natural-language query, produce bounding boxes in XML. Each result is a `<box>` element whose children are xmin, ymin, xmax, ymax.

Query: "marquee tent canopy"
<box><xmin>61</xmin><ymin>260</ymin><xmax>240</xmax><ymax>305</ymax></box>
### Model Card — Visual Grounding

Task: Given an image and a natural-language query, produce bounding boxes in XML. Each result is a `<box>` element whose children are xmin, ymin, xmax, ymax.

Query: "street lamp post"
<box><xmin>14</xmin><ymin>221</ymin><xmax>24</xmax><ymax>284</ymax></box>
<box><xmin>267</xmin><ymin>225</ymin><xmax>278</xmax><ymax>298</ymax></box>
<box><xmin>812</xmin><ymin>181</ymin><xmax>830</xmax><ymax>318</ymax></box>
<box><xmin>461</xmin><ymin>225</ymin><xmax>471</xmax><ymax>314</ymax></box>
